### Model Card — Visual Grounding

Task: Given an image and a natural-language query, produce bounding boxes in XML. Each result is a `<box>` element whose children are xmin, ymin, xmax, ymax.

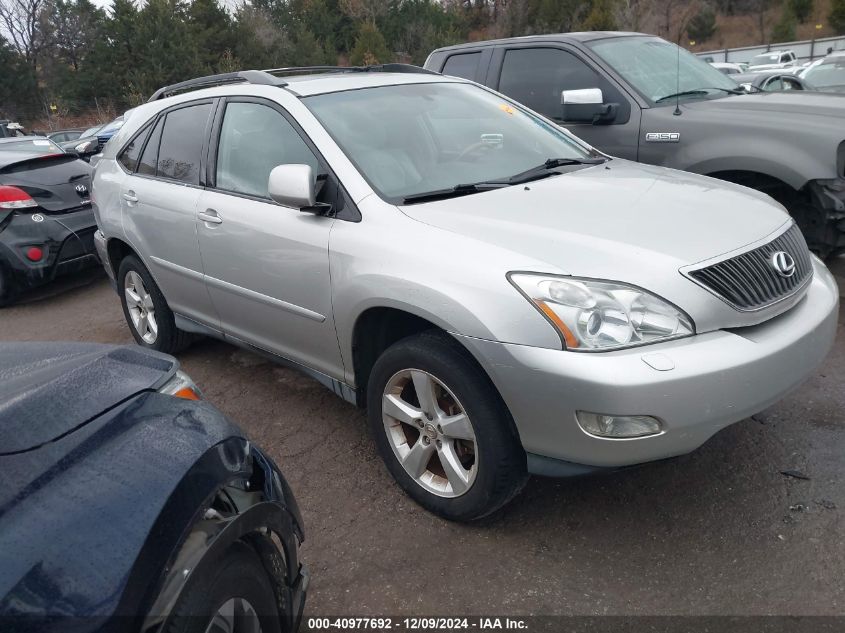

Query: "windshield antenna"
<box><xmin>674</xmin><ymin>36</ymin><xmax>682</xmax><ymax>116</ymax></box>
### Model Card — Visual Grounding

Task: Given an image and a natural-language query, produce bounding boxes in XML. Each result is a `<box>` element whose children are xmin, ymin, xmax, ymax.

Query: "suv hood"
<box><xmin>0</xmin><ymin>343</ymin><xmax>176</xmax><ymax>454</ymax></box>
<box><xmin>400</xmin><ymin>160</ymin><xmax>793</xmax><ymax>331</ymax></box>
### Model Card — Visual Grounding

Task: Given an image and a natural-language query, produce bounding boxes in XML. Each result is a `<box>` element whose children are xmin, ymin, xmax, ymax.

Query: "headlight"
<box><xmin>509</xmin><ymin>273</ymin><xmax>694</xmax><ymax>351</ymax></box>
<box><xmin>74</xmin><ymin>140</ymin><xmax>93</xmax><ymax>152</ymax></box>
<box><xmin>158</xmin><ymin>370</ymin><xmax>203</xmax><ymax>400</ymax></box>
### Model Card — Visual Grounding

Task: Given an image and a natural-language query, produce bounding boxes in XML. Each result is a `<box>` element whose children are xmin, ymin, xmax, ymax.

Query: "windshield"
<box><xmin>99</xmin><ymin>118</ymin><xmax>124</xmax><ymax>136</ymax></box>
<box><xmin>804</xmin><ymin>59</ymin><xmax>845</xmax><ymax>87</ymax></box>
<box><xmin>750</xmin><ymin>53</ymin><xmax>781</xmax><ymax>65</ymax></box>
<box><xmin>303</xmin><ymin>82</ymin><xmax>592</xmax><ymax>202</ymax></box>
<box><xmin>0</xmin><ymin>138</ymin><xmax>63</xmax><ymax>153</ymax></box>
<box><xmin>81</xmin><ymin>125</ymin><xmax>103</xmax><ymax>137</ymax></box>
<box><xmin>587</xmin><ymin>36</ymin><xmax>739</xmax><ymax>103</ymax></box>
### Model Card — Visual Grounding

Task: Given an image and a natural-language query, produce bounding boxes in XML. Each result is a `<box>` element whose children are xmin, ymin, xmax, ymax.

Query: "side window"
<box><xmin>137</xmin><ymin>117</ymin><xmax>164</xmax><ymax>176</ymax></box>
<box><xmin>156</xmin><ymin>103</ymin><xmax>212</xmax><ymax>185</ymax></box>
<box><xmin>215</xmin><ymin>101</ymin><xmax>320</xmax><ymax>199</ymax></box>
<box><xmin>118</xmin><ymin>123</ymin><xmax>151</xmax><ymax>172</ymax></box>
<box><xmin>442</xmin><ymin>52</ymin><xmax>482</xmax><ymax>81</ymax></box>
<box><xmin>499</xmin><ymin>48</ymin><xmax>607</xmax><ymax>120</ymax></box>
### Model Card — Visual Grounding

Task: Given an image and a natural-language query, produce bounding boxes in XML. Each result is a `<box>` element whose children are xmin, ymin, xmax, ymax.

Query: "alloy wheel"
<box><xmin>124</xmin><ymin>270</ymin><xmax>158</xmax><ymax>344</ymax></box>
<box><xmin>382</xmin><ymin>369</ymin><xmax>478</xmax><ymax>498</ymax></box>
<box><xmin>203</xmin><ymin>597</ymin><xmax>263</xmax><ymax>633</ymax></box>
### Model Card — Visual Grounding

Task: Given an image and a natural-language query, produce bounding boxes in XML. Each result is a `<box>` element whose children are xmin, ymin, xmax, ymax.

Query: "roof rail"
<box><xmin>148</xmin><ymin>63</ymin><xmax>440</xmax><ymax>101</ymax></box>
<box><xmin>261</xmin><ymin>63</ymin><xmax>440</xmax><ymax>77</ymax></box>
<box><xmin>148</xmin><ymin>70</ymin><xmax>288</xmax><ymax>102</ymax></box>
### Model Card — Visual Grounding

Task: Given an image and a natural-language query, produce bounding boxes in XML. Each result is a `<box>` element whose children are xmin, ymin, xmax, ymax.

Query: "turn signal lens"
<box><xmin>159</xmin><ymin>370</ymin><xmax>203</xmax><ymax>401</ymax></box>
<box><xmin>0</xmin><ymin>185</ymin><xmax>37</xmax><ymax>210</ymax></box>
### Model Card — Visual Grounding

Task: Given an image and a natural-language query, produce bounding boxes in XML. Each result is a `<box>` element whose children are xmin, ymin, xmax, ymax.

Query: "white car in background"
<box><xmin>748</xmin><ymin>50</ymin><xmax>798</xmax><ymax>71</ymax></box>
<box><xmin>709</xmin><ymin>62</ymin><xmax>744</xmax><ymax>75</ymax></box>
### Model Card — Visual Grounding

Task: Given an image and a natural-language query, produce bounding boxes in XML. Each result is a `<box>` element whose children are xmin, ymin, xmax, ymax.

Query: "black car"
<box><xmin>0</xmin><ymin>140</ymin><xmax>98</xmax><ymax>306</ymax></box>
<box><xmin>0</xmin><ymin>342</ymin><xmax>309</xmax><ymax>632</ymax></box>
<box><xmin>731</xmin><ymin>69</ymin><xmax>810</xmax><ymax>92</ymax></box>
<box><xmin>60</xmin><ymin>117</ymin><xmax>125</xmax><ymax>161</ymax></box>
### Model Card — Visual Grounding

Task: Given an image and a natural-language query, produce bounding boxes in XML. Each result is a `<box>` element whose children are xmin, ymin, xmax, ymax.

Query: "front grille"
<box><xmin>96</xmin><ymin>135</ymin><xmax>109</xmax><ymax>152</ymax></box>
<box><xmin>687</xmin><ymin>223</ymin><xmax>813</xmax><ymax>311</ymax></box>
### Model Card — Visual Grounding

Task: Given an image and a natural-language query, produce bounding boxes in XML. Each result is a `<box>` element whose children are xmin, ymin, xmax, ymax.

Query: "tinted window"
<box><xmin>156</xmin><ymin>104</ymin><xmax>212</xmax><ymax>184</ymax></box>
<box><xmin>137</xmin><ymin>117</ymin><xmax>163</xmax><ymax>176</ymax></box>
<box><xmin>442</xmin><ymin>53</ymin><xmax>481</xmax><ymax>80</ymax></box>
<box><xmin>118</xmin><ymin>124</ymin><xmax>150</xmax><ymax>172</ymax></box>
<box><xmin>215</xmin><ymin>102</ymin><xmax>319</xmax><ymax>198</ymax></box>
<box><xmin>499</xmin><ymin>48</ymin><xmax>605</xmax><ymax>120</ymax></box>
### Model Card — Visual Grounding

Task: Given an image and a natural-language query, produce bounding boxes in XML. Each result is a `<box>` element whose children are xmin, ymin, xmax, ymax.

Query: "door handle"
<box><xmin>198</xmin><ymin>209</ymin><xmax>223</xmax><ymax>225</ymax></box>
<box><xmin>122</xmin><ymin>191</ymin><xmax>138</xmax><ymax>204</ymax></box>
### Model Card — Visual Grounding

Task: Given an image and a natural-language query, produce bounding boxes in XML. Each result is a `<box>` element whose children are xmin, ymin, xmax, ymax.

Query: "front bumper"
<box><xmin>456</xmin><ymin>258</ymin><xmax>839</xmax><ymax>471</ymax></box>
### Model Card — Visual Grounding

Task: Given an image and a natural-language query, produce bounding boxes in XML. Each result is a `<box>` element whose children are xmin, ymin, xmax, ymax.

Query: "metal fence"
<box><xmin>697</xmin><ymin>35</ymin><xmax>845</xmax><ymax>64</ymax></box>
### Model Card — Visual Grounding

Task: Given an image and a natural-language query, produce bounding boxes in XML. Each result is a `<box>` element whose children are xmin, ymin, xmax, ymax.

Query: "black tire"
<box><xmin>117</xmin><ymin>254</ymin><xmax>192</xmax><ymax>353</ymax></box>
<box><xmin>367</xmin><ymin>331</ymin><xmax>528</xmax><ymax>522</ymax></box>
<box><xmin>0</xmin><ymin>263</ymin><xmax>19</xmax><ymax>308</ymax></box>
<box><xmin>164</xmin><ymin>541</ymin><xmax>283</xmax><ymax>633</ymax></box>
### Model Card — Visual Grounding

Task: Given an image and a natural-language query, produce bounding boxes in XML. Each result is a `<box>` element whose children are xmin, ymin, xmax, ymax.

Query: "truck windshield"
<box><xmin>303</xmin><ymin>81</ymin><xmax>593</xmax><ymax>203</ymax></box>
<box><xmin>750</xmin><ymin>53</ymin><xmax>781</xmax><ymax>65</ymax></box>
<box><xmin>587</xmin><ymin>36</ymin><xmax>740</xmax><ymax>104</ymax></box>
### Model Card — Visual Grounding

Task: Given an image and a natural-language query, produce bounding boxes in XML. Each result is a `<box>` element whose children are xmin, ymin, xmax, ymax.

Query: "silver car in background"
<box><xmin>92</xmin><ymin>67</ymin><xmax>838</xmax><ymax>521</ymax></box>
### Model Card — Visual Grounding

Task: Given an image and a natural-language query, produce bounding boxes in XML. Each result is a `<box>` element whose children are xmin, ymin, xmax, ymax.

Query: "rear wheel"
<box><xmin>117</xmin><ymin>254</ymin><xmax>192</xmax><ymax>353</ymax></box>
<box><xmin>367</xmin><ymin>331</ymin><xmax>527</xmax><ymax>521</ymax></box>
<box><xmin>165</xmin><ymin>542</ymin><xmax>282</xmax><ymax>633</ymax></box>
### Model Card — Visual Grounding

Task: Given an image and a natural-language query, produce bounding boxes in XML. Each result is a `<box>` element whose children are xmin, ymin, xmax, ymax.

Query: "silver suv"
<box><xmin>93</xmin><ymin>66</ymin><xmax>839</xmax><ymax>521</ymax></box>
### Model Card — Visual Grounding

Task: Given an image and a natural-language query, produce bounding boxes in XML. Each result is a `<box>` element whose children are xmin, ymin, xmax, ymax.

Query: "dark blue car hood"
<box><xmin>0</xmin><ymin>343</ymin><xmax>175</xmax><ymax>454</ymax></box>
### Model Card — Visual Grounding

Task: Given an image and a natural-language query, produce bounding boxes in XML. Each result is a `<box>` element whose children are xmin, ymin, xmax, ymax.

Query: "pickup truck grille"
<box><xmin>687</xmin><ymin>223</ymin><xmax>812</xmax><ymax>311</ymax></box>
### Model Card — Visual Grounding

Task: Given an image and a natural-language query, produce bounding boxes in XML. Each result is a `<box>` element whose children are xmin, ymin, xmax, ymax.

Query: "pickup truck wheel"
<box><xmin>117</xmin><ymin>255</ymin><xmax>192</xmax><ymax>353</ymax></box>
<box><xmin>367</xmin><ymin>331</ymin><xmax>527</xmax><ymax>521</ymax></box>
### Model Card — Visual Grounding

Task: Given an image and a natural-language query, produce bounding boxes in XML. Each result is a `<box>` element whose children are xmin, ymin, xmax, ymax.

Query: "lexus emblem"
<box><xmin>771</xmin><ymin>251</ymin><xmax>796</xmax><ymax>278</ymax></box>
<box><xmin>75</xmin><ymin>184</ymin><xmax>88</xmax><ymax>196</ymax></box>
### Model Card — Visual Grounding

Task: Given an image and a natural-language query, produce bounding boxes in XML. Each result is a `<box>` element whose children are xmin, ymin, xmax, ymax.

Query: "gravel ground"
<box><xmin>1</xmin><ymin>258</ymin><xmax>844</xmax><ymax>617</ymax></box>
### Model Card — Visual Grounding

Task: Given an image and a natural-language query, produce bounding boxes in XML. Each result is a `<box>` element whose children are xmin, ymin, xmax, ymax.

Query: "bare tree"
<box><xmin>0</xmin><ymin>0</ymin><xmax>47</xmax><ymax>69</ymax></box>
<box><xmin>339</xmin><ymin>0</ymin><xmax>389</xmax><ymax>25</ymax></box>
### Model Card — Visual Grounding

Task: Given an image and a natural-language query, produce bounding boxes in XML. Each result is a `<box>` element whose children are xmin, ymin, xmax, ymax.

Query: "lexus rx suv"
<box><xmin>92</xmin><ymin>66</ymin><xmax>838</xmax><ymax>521</ymax></box>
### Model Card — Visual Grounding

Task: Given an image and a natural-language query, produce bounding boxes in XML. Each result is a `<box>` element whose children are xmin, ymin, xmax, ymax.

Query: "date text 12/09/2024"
<box><xmin>306</xmin><ymin>618</ymin><xmax>528</xmax><ymax>631</ymax></box>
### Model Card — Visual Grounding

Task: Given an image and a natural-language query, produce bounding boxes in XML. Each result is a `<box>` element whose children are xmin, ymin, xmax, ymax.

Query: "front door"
<box><xmin>195</xmin><ymin>98</ymin><xmax>342</xmax><ymax>378</ymax></box>
<box><xmin>491</xmin><ymin>45</ymin><xmax>642</xmax><ymax>160</ymax></box>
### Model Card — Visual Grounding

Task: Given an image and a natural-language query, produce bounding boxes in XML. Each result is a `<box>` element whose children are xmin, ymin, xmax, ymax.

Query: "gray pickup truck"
<box><xmin>425</xmin><ymin>32</ymin><xmax>845</xmax><ymax>257</ymax></box>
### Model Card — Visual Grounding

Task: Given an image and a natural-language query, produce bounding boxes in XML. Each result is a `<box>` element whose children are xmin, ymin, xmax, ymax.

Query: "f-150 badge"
<box><xmin>646</xmin><ymin>132</ymin><xmax>680</xmax><ymax>142</ymax></box>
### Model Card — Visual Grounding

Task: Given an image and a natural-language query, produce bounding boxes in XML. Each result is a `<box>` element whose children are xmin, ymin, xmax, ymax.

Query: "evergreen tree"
<box><xmin>580</xmin><ymin>0</ymin><xmax>618</xmax><ymax>31</ymax></box>
<box><xmin>772</xmin><ymin>8</ymin><xmax>797</xmax><ymax>41</ymax></box>
<box><xmin>349</xmin><ymin>22</ymin><xmax>391</xmax><ymax>65</ymax></box>
<box><xmin>831</xmin><ymin>0</ymin><xmax>845</xmax><ymax>34</ymax></box>
<box><xmin>687</xmin><ymin>6</ymin><xmax>718</xmax><ymax>42</ymax></box>
<box><xmin>788</xmin><ymin>0</ymin><xmax>813</xmax><ymax>23</ymax></box>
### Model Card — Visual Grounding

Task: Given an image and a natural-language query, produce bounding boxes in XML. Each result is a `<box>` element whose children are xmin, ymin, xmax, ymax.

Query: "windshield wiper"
<box><xmin>402</xmin><ymin>181</ymin><xmax>509</xmax><ymax>205</ymax></box>
<box><xmin>493</xmin><ymin>157</ymin><xmax>608</xmax><ymax>186</ymax></box>
<box><xmin>401</xmin><ymin>157</ymin><xmax>607</xmax><ymax>204</ymax></box>
<box><xmin>655</xmin><ymin>86</ymin><xmax>744</xmax><ymax>103</ymax></box>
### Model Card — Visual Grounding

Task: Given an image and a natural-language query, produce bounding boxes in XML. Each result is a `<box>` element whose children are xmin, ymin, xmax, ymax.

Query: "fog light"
<box><xmin>576</xmin><ymin>411</ymin><xmax>662</xmax><ymax>438</ymax></box>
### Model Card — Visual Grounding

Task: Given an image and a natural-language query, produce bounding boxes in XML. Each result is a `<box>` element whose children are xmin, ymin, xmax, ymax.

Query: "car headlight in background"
<box><xmin>74</xmin><ymin>140</ymin><xmax>94</xmax><ymax>153</ymax></box>
<box><xmin>159</xmin><ymin>370</ymin><xmax>203</xmax><ymax>400</ymax></box>
<box><xmin>509</xmin><ymin>273</ymin><xmax>694</xmax><ymax>351</ymax></box>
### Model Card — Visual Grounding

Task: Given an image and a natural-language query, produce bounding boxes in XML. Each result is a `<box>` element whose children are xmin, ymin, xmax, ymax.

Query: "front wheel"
<box><xmin>367</xmin><ymin>331</ymin><xmax>527</xmax><ymax>521</ymax></box>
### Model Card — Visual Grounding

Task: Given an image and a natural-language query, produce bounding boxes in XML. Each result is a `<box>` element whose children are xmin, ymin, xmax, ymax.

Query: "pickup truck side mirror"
<box><xmin>561</xmin><ymin>88</ymin><xmax>618</xmax><ymax>125</ymax></box>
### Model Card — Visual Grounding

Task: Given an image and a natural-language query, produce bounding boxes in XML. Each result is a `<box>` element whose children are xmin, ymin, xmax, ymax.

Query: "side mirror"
<box><xmin>561</xmin><ymin>88</ymin><xmax>618</xmax><ymax>125</ymax></box>
<box><xmin>268</xmin><ymin>164</ymin><xmax>316</xmax><ymax>209</ymax></box>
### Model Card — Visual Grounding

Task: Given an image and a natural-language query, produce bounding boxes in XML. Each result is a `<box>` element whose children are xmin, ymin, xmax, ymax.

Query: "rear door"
<box><xmin>195</xmin><ymin>97</ymin><xmax>342</xmax><ymax>377</ymax></box>
<box><xmin>488</xmin><ymin>45</ymin><xmax>641</xmax><ymax>160</ymax></box>
<box><xmin>118</xmin><ymin>100</ymin><xmax>218</xmax><ymax>327</ymax></box>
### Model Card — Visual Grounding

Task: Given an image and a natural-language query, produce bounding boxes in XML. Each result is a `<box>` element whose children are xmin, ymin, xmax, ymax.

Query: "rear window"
<box><xmin>442</xmin><ymin>52</ymin><xmax>482</xmax><ymax>80</ymax></box>
<box><xmin>137</xmin><ymin>117</ymin><xmax>164</xmax><ymax>176</ymax></box>
<box><xmin>0</xmin><ymin>138</ymin><xmax>62</xmax><ymax>153</ymax></box>
<box><xmin>118</xmin><ymin>123</ymin><xmax>151</xmax><ymax>172</ymax></box>
<box><xmin>155</xmin><ymin>104</ymin><xmax>212</xmax><ymax>185</ymax></box>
